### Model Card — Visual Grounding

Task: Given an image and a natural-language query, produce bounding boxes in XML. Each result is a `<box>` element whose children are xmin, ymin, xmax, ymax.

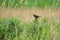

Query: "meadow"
<box><xmin>0</xmin><ymin>0</ymin><xmax>60</xmax><ymax>8</ymax></box>
<box><xmin>0</xmin><ymin>0</ymin><xmax>60</xmax><ymax>40</ymax></box>
<box><xmin>0</xmin><ymin>17</ymin><xmax>60</xmax><ymax>40</ymax></box>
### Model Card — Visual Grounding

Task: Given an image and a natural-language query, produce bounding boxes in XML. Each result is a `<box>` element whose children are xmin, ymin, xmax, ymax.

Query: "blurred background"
<box><xmin>0</xmin><ymin>0</ymin><xmax>60</xmax><ymax>40</ymax></box>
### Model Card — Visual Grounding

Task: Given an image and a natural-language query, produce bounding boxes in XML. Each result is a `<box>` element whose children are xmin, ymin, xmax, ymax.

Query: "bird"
<box><xmin>33</xmin><ymin>14</ymin><xmax>40</xmax><ymax>19</ymax></box>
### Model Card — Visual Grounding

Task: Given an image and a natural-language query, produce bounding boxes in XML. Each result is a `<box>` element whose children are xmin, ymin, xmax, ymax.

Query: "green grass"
<box><xmin>0</xmin><ymin>17</ymin><xmax>60</xmax><ymax>40</ymax></box>
<box><xmin>0</xmin><ymin>0</ymin><xmax>60</xmax><ymax>8</ymax></box>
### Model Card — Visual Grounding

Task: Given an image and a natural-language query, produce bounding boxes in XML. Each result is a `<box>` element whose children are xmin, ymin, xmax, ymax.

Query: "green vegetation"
<box><xmin>0</xmin><ymin>17</ymin><xmax>60</xmax><ymax>40</ymax></box>
<box><xmin>0</xmin><ymin>0</ymin><xmax>60</xmax><ymax>8</ymax></box>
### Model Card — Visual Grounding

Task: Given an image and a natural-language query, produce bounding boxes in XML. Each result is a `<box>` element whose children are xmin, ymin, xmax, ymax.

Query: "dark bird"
<box><xmin>33</xmin><ymin>14</ymin><xmax>40</xmax><ymax>19</ymax></box>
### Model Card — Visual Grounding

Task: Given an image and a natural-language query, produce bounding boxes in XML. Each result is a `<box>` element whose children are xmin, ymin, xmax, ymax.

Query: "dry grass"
<box><xmin>0</xmin><ymin>8</ymin><xmax>60</xmax><ymax>22</ymax></box>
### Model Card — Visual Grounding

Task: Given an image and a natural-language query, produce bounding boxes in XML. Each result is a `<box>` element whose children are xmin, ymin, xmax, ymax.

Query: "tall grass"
<box><xmin>0</xmin><ymin>0</ymin><xmax>60</xmax><ymax>8</ymax></box>
<box><xmin>0</xmin><ymin>17</ymin><xmax>60</xmax><ymax>40</ymax></box>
